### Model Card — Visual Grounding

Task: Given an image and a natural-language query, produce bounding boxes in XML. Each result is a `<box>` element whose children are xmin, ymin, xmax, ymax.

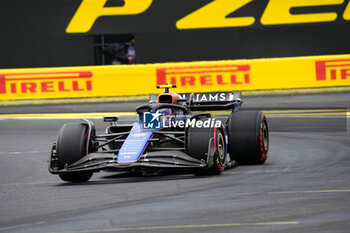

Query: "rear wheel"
<box><xmin>187</xmin><ymin>119</ymin><xmax>225</xmax><ymax>175</ymax></box>
<box><xmin>227</xmin><ymin>111</ymin><xmax>268</xmax><ymax>165</ymax></box>
<box><xmin>56</xmin><ymin>122</ymin><xmax>93</xmax><ymax>182</ymax></box>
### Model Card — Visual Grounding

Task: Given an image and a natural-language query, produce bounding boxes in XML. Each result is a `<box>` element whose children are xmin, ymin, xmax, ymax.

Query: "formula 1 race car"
<box><xmin>49</xmin><ymin>85</ymin><xmax>269</xmax><ymax>182</ymax></box>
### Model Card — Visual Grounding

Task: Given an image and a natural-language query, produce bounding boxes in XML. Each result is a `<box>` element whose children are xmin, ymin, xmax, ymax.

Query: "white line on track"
<box><xmin>47</xmin><ymin>221</ymin><xmax>299</xmax><ymax>233</ymax></box>
<box><xmin>268</xmin><ymin>189</ymin><xmax>350</xmax><ymax>194</ymax></box>
<box><xmin>0</xmin><ymin>181</ymin><xmax>60</xmax><ymax>186</ymax></box>
<box><xmin>183</xmin><ymin>189</ymin><xmax>350</xmax><ymax>199</ymax></box>
<box><xmin>0</xmin><ymin>150</ymin><xmax>46</xmax><ymax>155</ymax></box>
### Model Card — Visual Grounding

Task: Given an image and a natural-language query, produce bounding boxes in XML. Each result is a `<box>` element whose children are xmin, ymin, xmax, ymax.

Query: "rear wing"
<box><xmin>149</xmin><ymin>91</ymin><xmax>242</xmax><ymax>111</ymax></box>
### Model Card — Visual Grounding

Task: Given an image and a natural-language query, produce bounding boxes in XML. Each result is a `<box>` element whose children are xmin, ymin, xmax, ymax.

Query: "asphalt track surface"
<box><xmin>0</xmin><ymin>92</ymin><xmax>349</xmax><ymax>233</ymax></box>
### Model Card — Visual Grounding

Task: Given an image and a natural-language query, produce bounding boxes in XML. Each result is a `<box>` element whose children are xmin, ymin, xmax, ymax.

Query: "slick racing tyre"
<box><xmin>56</xmin><ymin>122</ymin><xmax>93</xmax><ymax>182</ymax></box>
<box><xmin>187</xmin><ymin>119</ymin><xmax>225</xmax><ymax>175</ymax></box>
<box><xmin>228</xmin><ymin>111</ymin><xmax>269</xmax><ymax>165</ymax></box>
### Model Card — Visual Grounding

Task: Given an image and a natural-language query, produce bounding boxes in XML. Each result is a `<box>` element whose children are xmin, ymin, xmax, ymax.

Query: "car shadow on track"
<box><xmin>55</xmin><ymin>171</ymin><xmax>213</xmax><ymax>186</ymax></box>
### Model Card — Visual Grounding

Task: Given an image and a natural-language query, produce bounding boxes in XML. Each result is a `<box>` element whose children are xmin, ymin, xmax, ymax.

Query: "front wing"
<box><xmin>49</xmin><ymin>149</ymin><xmax>207</xmax><ymax>174</ymax></box>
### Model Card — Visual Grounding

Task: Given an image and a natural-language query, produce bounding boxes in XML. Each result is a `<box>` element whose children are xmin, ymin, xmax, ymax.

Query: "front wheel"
<box><xmin>208</xmin><ymin>128</ymin><xmax>226</xmax><ymax>175</ymax></box>
<box><xmin>187</xmin><ymin>120</ymin><xmax>226</xmax><ymax>175</ymax></box>
<box><xmin>56</xmin><ymin>122</ymin><xmax>93</xmax><ymax>182</ymax></box>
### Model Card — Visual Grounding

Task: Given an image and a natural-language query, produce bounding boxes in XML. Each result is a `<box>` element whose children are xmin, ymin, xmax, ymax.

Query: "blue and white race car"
<box><xmin>49</xmin><ymin>85</ymin><xmax>269</xmax><ymax>182</ymax></box>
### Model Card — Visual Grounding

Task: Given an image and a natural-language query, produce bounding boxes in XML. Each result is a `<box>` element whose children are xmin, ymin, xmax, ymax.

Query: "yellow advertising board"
<box><xmin>0</xmin><ymin>54</ymin><xmax>349</xmax><ymax>100</ymax></box>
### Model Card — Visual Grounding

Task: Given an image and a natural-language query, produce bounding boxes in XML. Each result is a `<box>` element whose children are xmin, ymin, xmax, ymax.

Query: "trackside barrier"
<box><xmin>0</xmin><ymin>54</ymin><xmax>349</xmax><ymax>100</ymax></box>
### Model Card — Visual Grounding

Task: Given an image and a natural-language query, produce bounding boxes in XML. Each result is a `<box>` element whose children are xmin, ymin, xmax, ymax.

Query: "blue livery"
<box><xmin>117</xmin><ymin>122</ymin><xmax>153</xmax><ymax>162</ymax></box>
